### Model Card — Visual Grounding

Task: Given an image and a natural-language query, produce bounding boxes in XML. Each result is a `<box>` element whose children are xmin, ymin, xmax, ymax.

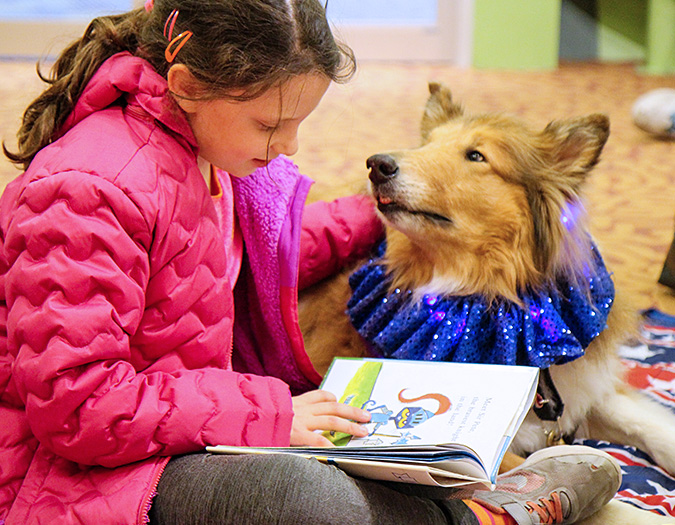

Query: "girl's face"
<box><xmin>175</xmin><ymin>72</ymin><xmax>330</xmax><ymax>178</ymax></box>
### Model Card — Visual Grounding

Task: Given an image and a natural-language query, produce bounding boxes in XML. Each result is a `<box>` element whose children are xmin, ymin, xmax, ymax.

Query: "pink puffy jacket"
<box><xmin>0</xmin><ymin>52</ymin><xmax>382</xmax><ymax>524</ymax></box>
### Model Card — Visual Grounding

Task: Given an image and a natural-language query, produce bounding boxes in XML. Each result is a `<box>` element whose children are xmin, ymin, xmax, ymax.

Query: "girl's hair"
<box><xmin>4</xmin><ymin>0</ymin><xmax>355</xmax><ymax>170</ymax></box>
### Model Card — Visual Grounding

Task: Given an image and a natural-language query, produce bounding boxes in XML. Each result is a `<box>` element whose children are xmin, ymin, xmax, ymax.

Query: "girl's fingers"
<box><xmin>289</xmin><ymin>415</ymin><xmax>368</xmax><ymax>447</ymax></box>
<box><xmin>290</xmin><ymin>389</ymin><xmax>372</xmax><ymax>446</ymax></box>
<box><xmin>293</xmin><ymin>389</ymin><xmax>337</xmax><ymax>405</ymax></box>
<box><xmin>317</xmin><ymin>401</ymin><xmax>371</xmax><ymax>423</ymax></box>
<box><xmin>292</xmin><ymin>390</ymin><xmax>372</xmax><ymax>422</ymax></box>
<box><xmin>304</xmin><ymin>415</ymin><xmax>370</xmax><ymax>438</ymax></box>
<box><xmin>293</xmin><ymin>430</ymin><xmax>335</xmax><ymax>448</ymax></box>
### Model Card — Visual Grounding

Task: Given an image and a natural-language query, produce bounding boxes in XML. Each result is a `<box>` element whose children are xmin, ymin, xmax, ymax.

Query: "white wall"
<box><xmin>330</xmin><ymin>0</ymin><xmax>474</xmax><ymax>64</ymax></box>
<box><xmin>0</xmin><ymin>0</ymin><xmax>473</xmax><ymax>64</ymax></box>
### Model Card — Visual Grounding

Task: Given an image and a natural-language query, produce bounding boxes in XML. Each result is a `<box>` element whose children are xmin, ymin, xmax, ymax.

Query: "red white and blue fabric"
<box><xmin>578</xmin><ymin>308</ymin><xmax>675</xmax><ymax>517</ymax></box>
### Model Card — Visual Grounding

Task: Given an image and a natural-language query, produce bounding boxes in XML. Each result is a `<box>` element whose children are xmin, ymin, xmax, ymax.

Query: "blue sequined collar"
<box><xmin>346</xmin><ymin>241</ymin><xmax>614</xmax><ymax>368</ymax></box>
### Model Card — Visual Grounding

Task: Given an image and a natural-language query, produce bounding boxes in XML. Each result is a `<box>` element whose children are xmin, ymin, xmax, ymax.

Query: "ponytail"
<box><xmin>3</xmin><ymin>10</ymin><xmax>147</xmax><ymax>170</ymax></box>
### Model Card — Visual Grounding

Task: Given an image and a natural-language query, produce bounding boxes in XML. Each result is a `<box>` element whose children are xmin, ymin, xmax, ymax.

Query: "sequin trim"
<box><xmin>347</xmin><ymin>241</ymin><xmax>614</xmax><ymax>368</ymax></box>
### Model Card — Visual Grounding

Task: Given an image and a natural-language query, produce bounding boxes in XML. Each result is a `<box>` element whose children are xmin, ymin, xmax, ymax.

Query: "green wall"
<box><xmin>597</xmin><ymin>0</ymin><xmax>647</xmax><ymax>62</ymax></box>
<box><xmin>645</xmin><ymin>0</ymin><xmax>675</xmax><ymax>74</ymax></box>
<box><xmin>472</xmin><ymin>0</ymin><xmax>562</xmax><ymax>70</ymax></box>
<box><xmin>597</xmin><ymin>0</ymin><xmax>675</xmax><ymax>73</ymax></box>
<box><xmin>472</xmin><ymin>0</ymin><xmax>675</xmax><ymax>73</ymax></box>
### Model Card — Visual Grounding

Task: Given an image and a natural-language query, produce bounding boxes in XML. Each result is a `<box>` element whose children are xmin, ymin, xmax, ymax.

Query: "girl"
<box><xmin>0</xmin><ymin>1</ymin><xmax>620</xmax><ymax>524</ymax></box>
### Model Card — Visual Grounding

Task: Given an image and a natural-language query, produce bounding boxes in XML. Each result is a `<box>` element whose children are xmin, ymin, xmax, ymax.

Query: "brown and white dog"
<box><xmin>299</xmin><ymin>83</ymin><xmax>675</xmax><ymax>524</ymax></box>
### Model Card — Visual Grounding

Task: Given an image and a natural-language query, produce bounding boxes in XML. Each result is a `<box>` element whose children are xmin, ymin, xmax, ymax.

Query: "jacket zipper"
<box><xmin>138</xmin><ymin>456</ymin><xmax>171</xmax><ymax>524</ymax></box>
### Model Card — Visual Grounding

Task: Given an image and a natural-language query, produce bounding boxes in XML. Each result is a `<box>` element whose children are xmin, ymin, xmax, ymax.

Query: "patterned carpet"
<box><xmin>590</xmin><ymin>308</ymin><xmax>675</xmax><ymax>517</ymax></box>
<box><xmin>1</xmin><ymin>59</ymin><xmax>675</xmax><ymax>317</ymax></box>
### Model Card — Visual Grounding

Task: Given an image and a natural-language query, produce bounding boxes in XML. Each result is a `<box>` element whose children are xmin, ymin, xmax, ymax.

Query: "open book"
<box><xmin>207</xmin><ymin>358</ymin><xmax>539</xmax><ymax>489</ymax></box>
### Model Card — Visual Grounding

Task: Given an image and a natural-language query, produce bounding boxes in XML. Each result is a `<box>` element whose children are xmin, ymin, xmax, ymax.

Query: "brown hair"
<box><xmin>4</xmin><ymin>0</ymin><xmax>355</xmax><ymax>170</ymax></box>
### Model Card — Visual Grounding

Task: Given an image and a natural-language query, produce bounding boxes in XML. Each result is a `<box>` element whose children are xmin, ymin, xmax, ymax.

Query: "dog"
<box><xmin>299</xmin><ymin>83</ymin><xmax>675</xmax><ymax>524</ymax></box>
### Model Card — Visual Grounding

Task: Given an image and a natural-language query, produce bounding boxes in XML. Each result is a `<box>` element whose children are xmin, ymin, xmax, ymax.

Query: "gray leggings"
<box><xmin>148</xmin><ymin>453</ymin><xmax>478</xmax><ymax>525</ymax></box>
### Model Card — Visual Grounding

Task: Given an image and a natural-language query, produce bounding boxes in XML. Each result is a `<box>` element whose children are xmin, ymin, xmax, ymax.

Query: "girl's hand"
<box><xmin>290</xmin><ymin>390</ymin><xmax>372</xmax><ymax>447</ymax></box>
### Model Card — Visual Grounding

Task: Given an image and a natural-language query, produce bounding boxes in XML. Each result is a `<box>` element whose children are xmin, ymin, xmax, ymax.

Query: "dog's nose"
<box><xmin>367</xmin><ymin>154</ymin><xmax>399</xmax><ymax>184</ymax></box>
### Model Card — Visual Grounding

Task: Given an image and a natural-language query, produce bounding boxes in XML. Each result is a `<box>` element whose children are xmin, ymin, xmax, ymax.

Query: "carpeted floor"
<box><xmin>2</xmin><ymin>58</ymin><xmax>675</xmax><ymax>316</ymax></box>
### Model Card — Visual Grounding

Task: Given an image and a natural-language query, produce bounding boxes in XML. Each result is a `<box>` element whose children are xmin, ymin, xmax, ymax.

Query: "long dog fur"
<box><xmin>299</xmin><ymin>83</ymin><xmax>675</xmax><ymax>524</ymax></box>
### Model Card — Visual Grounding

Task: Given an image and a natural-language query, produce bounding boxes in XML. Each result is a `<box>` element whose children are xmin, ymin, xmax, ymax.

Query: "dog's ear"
<box><xmin>540</xmin><ymin>114</ymin><xmax>610</xmax><ymax>184</ymax></box>
<box><xmin>421</xmin><ymin>82</ymin><xmax>464</xmax><ymax>142</ymax></box>
<box><xmin>527</xmin><ymin>115</ymin><xmax>609</xmax><ymax>281</ymax></box>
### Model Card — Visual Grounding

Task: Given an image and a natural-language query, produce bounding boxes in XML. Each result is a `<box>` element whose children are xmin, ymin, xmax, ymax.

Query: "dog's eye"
<box><xmin>466</xmin><ymin>150</ymin><xmax>486</xmax><ymax>162</ymax></box>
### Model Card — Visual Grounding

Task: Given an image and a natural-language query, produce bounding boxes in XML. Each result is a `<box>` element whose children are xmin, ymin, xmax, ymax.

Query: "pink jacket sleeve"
<box><xmin>5</xmin><ymin>173</ymin><xmax>293</xmax><ymax>468</ymax></box>
<box><xmin>298</xmin><ymin>194</ymin><xmax>384</xmax><ymax>290</ymax></box>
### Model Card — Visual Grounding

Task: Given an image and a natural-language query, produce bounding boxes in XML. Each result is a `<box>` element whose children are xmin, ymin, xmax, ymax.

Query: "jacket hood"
<box><xmin>60</xmin><ymin>51</ymin><xmax>196</xmax><ymax>146</ymax></box>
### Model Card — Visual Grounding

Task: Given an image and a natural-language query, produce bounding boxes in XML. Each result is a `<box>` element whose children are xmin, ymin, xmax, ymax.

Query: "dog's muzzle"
<box><xmin>367</xmin><ymin>154</ymin><xmax>399</xmax><ymax>184</ymax></box>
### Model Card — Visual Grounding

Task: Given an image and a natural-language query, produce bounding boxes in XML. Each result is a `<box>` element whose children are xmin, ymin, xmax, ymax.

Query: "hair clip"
<box><xmin>144</xmin><ymin>0</ymin><xmax>154</xmax><ymax>12</ymax></box>
<box><xmin>165</xmin><ymin>31</ymin><xmax>193</xmax><ymax>63</ymax></box>
<box><xmin>163</xmin><ymin>9</ymin><xmax>179</xmax><ymax>40</ymax></box>
<box><xmin>163</xmin><ymin>9</ymin><xmax>192</xmax><ymax>63</ymax></box>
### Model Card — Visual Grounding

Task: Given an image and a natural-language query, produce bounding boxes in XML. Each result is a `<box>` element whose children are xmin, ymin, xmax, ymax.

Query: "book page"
<box><xmin>320</xmin><ymin>358</ymin><xmax>539</xmax><ymax>473</ymax></box>
<box><xmin>324</xmin><ymin>457</ymin><xmax>488</xmax><ymax>488</ymax></box>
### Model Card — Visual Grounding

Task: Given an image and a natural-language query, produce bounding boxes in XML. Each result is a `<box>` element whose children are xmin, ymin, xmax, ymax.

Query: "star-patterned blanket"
<box><xmin>577</xmin><ymin>308</ymin><xmax>675</xmax><ymax>517</ymax></box>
